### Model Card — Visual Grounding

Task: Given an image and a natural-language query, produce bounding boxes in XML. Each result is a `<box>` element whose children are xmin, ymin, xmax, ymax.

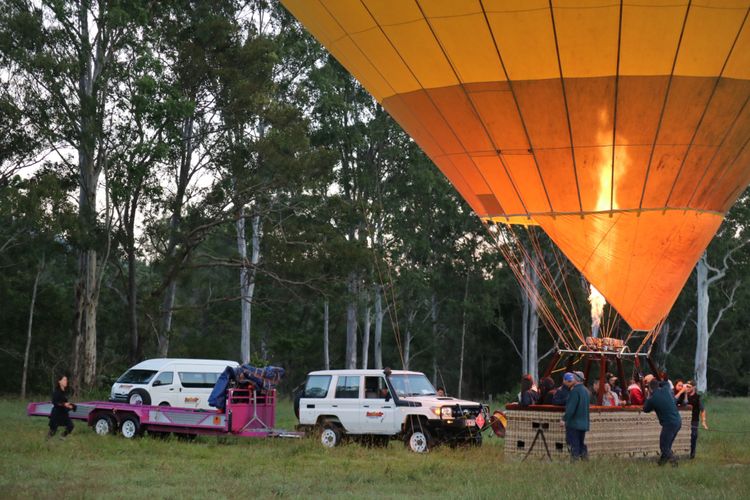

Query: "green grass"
<box><xmin>1</xmin><ymin>397</ymin><xmax>749</xmax><ymax>499</ymax></box>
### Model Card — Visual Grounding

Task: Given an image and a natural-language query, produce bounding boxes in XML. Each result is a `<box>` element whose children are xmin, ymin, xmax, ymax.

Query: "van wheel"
<box><xmin>158</xmin><ymin>402</ymin><xmax>170</xmax><ymax>407</ymax></box>
<box><xmin>320</xmin><ymin>423</ymin><xmax>342</xmax><ymax>448</ymax></box>
<box><xmin>93</xmin><ymin>414</ymin><xmax>117</xmax><ymax>435</ymax></box>
<box><xmin>128</xmin><ymin>389</ymin><xmax>150</xmax><ymax>406</ymax></box>
<box><xmin>120</xmin><ymin>416</ymin><xmax>142</xmax><ymax>439</ymax></box>
<box><xmin>405</xmin><ymin>424</ymin><xmax>432</xmax><ymax>453</ymax></box>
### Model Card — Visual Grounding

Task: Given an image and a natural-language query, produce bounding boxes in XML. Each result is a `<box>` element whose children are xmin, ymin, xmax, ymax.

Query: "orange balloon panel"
<box><xmin>281</xmin><ymin>0</ymin><xmax>750</xmax><ymax>329</ymax></box>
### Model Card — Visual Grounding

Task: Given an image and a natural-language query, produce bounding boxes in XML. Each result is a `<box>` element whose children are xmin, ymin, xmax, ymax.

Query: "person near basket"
<box><xmin>48</xmin><ymin>373</ymin><xmax>76</xmax><ymax>439</ymax></box>
<box><xmin>518</xmin><ymin>374</ymin><xmax>539</xmax><ymax>407</ymax></box>
<box><xmin>627</xmin><ymin>379</ymin><xmax>645</xmax><ymax>405</ymax></box>
<box><xmin>643</xmin><ymin>378</ymin><xmax>681</xmax><ymax>466</ymax></box>
<box><xmin>676</xmin><ymin>379</ymin><xmax>708</xmax><ymax>459</ymax></box>
<box><xmin>602</xmin><ymin>383</ymin><xmax>620</xmax><ymax>407</ymax></box>
<box><xmin>560</xmin><ymin>371</ymin><xmax>590</xmax><ymax>460</ymax></box>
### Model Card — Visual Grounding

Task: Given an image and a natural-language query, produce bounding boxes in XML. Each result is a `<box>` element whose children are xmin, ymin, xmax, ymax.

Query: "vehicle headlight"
<box><xmin>431</xmin><ymin>406</ymin><xmax>453</xmax><ymax>418</ymax></box>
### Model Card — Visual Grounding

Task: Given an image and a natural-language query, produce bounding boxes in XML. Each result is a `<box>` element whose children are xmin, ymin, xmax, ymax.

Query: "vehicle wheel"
<box><xmin>158</xmin><ymin>402</ymin><xmax>170</xmax><ymax>407</ymax></box>
<box><xmin>320</xmin><ymin>423</ymin><xmax>343</xmax><ymax>448</ymax></box>
<box><xmin>128</xmin><ymin>389</ymin><xmax>151</xmax><ymax>406</ymax></box>
<box><xmin>120</xmin><ymin>416</ymin><xmax>142</xmax><ymax>439</ymax></box>
<box><xmin>405</xmin><ymin>425</ymin><xmax>432</xmax><ymax>453</ymax></box>
<box><xmin>92</xmin><ymin>414</ymin><xmax>117</xmax><ymax>436</ymax></box>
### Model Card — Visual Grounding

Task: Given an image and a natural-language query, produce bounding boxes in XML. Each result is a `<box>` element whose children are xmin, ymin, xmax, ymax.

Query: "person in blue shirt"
<box><xmin>559</xmin><ymin>371</ymin><xmax>590</xmax><ymax>460</ymax></box>
<box><xmin>643</xmin><ymin>378</ymin><xmax>682</xmax><ymax>466</ymax></box>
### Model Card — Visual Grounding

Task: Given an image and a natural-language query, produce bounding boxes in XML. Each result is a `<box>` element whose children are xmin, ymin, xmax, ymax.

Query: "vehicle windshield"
<box><xmin>389</xmin><ymin>374</ymin><xmax>436</xmax><ymax>397</ymax></box>
<box><xmin>116</xmin><ymin>369</ymin><xmax>157</xmax><ymax>384</ymax></box>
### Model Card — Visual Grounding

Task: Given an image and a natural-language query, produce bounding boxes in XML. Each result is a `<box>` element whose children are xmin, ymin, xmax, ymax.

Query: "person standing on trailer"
<box><xmin>560</xmin><ymin>371</ymin><xmax>590</xmax><ymax>460</ymax></box>
<box><xmin>48</xmin><ymin>373</ymin><xmax>75</xmax><ymax>439</ymax></box>
<box><xmin>643</xmin><ymin>378</ymin><xmax>681</xmax><ymax>466</ymax></box>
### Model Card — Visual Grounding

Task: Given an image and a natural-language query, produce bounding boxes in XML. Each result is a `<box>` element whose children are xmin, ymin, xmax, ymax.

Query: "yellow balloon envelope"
<box><xmin>282</xmin><ymin>0</ymin><xmax>750</xmax><ymax>330</ymax></box>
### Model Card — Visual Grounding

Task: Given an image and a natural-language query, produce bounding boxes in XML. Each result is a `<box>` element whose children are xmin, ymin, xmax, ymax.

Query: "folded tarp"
<box><xmin>208</xmin><ymin>364</ymin><xmax>285</xmax><ymax>410</ymax></box>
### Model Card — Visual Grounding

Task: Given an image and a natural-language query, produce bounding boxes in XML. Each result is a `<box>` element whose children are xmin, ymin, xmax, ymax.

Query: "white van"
<box><xmin>110</xmin><ymin>358</ymin><xmax>239</xmax><ymax>409</ymax></box>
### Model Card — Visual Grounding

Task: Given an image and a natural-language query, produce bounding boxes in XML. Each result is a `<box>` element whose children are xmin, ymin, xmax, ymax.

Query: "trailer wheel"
<box><xmin>128</xmin><ymin>389</ymin><xmax>150</xmax><ymax>406</ymax></box>
<box><xmin>92</xmin><ymin>414</ymin><xmax>117</xmax><ymax>436</ymax></box>
<box><xmin>120</xmin><ymin>416</ymin><xmax>142</xmax><ymax>439</ymax></box>
<box><xmin>320</xmin><ymin>423</ymin><xmax>342</xmax><ymax>448</ymax></box>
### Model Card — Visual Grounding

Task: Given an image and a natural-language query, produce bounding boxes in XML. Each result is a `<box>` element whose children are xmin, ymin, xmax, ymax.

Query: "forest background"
<box><xmin>1</xmin><ymin>0</ymin><xmax>749</xmax><ymax>399</ymax></box>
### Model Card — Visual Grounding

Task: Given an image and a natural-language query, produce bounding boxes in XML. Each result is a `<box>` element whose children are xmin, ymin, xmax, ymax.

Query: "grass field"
<box><xmin>1</xmin><ymin>396</ymin><xmax>749</xmax><ymax>499</ymax></box>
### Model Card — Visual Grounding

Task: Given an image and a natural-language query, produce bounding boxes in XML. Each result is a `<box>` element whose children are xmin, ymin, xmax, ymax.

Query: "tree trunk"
<box><xmin>528</xmin><ymin>266</ymin><xmax>540</xmax><ymax>383</ymax></box>
<box><xmin>458</xmin><ymin>274</ymin><xmax>469</xmax><ymax>399</ymax></box>
<box><xmin>695</xmin><ymin>255</ymin><xmax>710</xmax><ymax>393</ymax></box>
<box><xmin>21</xmin><ymin>258</ymin><xmax>44</xmax><ymax>399</ymax></box>
<box><xmin>237</xmin><ymin>207</ymin><xmax>250</xmax><ymax>363</ymax></box>
<box><xmin>374</xmin><ymin>285</ymin><xmax>383</xmax><ymax>369</ymax></box>
<box><xmin>157</xmin><ymin>115</ymin><xmax>194</xmax><ymax>357</ymax></box>
<box><xmin>345</xmin><ymin>273</ymin><xmax>358</xmax><ymax>369</ymax></box>
<box><xmin>361</xmin><ymin>292</ymin><xmax>371</xmax><ymax>369</ymax></box>
<box><xmin>246</xmin><ymin>212</ymin><xmax>261</xmax><ymax>362</ymax></box>
<box><xmin>72</xmin><ymin>0</ymin><xmax>104</xmax><ymax>391</ymax></box>
<box><xmin>403</xmin><ymin>309</ymin><xmax>416</xmax><ymax>370</ymax></box>
<box><xmin>126</xmin><ymin>233</ymin><xmax>139</xmax><ymax>363</ymax></box>
<box><xmin>521</xmin><ymin>283</ymin><xmax>529</xmax><ymax>376</ymax></box>
<box><xmin>323</xmin><ymin>299</ymin><xmax>330</xmax><ymax>370</ymax></box>
<box><xmin>430</xmin><ymin>293</ymin><xmax>438</xmax><ymax>387</ymax></box>
<box><xmin>522</xmin><ymin>254</ymin><xmax>540</xmax><ymax>382</ymax></box>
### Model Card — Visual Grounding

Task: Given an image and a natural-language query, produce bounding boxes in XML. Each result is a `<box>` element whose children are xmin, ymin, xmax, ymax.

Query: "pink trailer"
<box><xmin>27</xmin><ymin>388</ymin><xmax>302</xmax><ymax>440</ymax></box>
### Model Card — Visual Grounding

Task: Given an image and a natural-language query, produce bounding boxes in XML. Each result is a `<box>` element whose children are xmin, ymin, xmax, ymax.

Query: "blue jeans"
<box><xmin>566</xmin><ymin>427</ymin><xmax>588</xmax><ymax>459</ymax></box>
<box><xmin>690</xmin><ymin>422</ymin><xmax>699</xmax><ymax>458</ymax></box>
<box><xmin>659</xmin><ymin>421</ymin><xmax>681</xmax><ymax>460</ymax></box>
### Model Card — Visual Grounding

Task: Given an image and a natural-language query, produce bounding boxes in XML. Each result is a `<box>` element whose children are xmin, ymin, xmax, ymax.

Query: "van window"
<box><xmin>178</xmin><ymin>372</ymin><xmax>221</xmax><ymax>388</ymax></box>
<box><xmin>304</xmin><ymin>375</ymin><xmax>331</xmax><ymax>398</ymax></box>
<box><xmin>335</xmin><ymin>376</ymin><xmax>360</xmax><ymax>398</ymax></box>
<box><xmin>117</xmin><ymin>369</ymin><xmax>157</xmax><ymax>384</ymax></box>
<box><xmin>153</xmin><ymin>371</ymin><xmax>174</xmax><ymax>386</ymax></box>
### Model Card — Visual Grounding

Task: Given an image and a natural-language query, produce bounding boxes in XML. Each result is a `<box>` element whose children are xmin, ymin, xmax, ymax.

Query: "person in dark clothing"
<box><xmin>518</xmin><ymin>374</ymin><xmax>539</xmax><ymax>407</ymax></box>
<box><xmin>676</xmin><ymin>380</ymin><xmax>708</xmax><ymax>459</ymax></box>
<box><xmin>48</xmin><ymin>374</ymin><xmax>75</xmax><ymax>439</ymax></box>
<box><xmin>560</xmin><ymin>372</ymin><xmax>590</xmax><ymax>460</ymax></box>
<box><xmin>539</xmin><ymin>376</ymin><xmax>556</xmax><ymax>404</ymax></box>
<box><xmin>551</xmin><ymin>383</ymin><xmax>570</xmax><ymax>406</ymax></box>
<box><xmin>643</xmin><ymin>378</ymin><xmax>681</xmax><ymax>466</ymax></box>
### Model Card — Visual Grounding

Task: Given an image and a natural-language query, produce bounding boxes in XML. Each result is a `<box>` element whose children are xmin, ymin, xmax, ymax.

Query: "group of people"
<box><xmin>517</xmin><ymin>371</ymin><xmax>708</xmax><ymax>464</ymax></box>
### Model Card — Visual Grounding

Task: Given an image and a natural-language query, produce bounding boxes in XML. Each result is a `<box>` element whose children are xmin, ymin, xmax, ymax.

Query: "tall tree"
<box><xmin>1</xmin><ymin>0</ymin><xmax>150</xmax><ymax>388</ymax></box>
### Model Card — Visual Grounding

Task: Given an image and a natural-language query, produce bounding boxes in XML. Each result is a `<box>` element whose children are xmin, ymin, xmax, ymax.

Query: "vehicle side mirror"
<box><xmin>384</xmin><ymin>393</ymin><xmax>391</xmax><ymax>402</ymax></box>
<box><xmin>152</xmin><ymin>380</ymin><xmax>162</xmax><ymax>387</ymax></box>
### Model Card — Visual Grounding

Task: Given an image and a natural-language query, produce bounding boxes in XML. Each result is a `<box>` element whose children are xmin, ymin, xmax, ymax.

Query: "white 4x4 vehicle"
<box><xmin>296</xmin><ymin>368</ymin><xmax>487</xmax><ymax>452</ymax></box>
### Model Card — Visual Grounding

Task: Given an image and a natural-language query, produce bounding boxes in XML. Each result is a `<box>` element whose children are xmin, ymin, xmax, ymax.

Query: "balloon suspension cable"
<box><xmin>484</xmin><ymin>220</ymin><xmax>600</xmax><ymax>352</ymax></box>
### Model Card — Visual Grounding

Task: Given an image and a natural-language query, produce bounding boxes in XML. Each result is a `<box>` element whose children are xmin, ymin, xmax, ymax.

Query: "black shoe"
<box><xmin>670</xmin><ymin>457</ymin><xmax>679</xmax><ymax>467</ymax></box>
<box><xmin>658</xmin><ymin>457</ymin><xmax>668</xmax><ymax>466</ymax></box>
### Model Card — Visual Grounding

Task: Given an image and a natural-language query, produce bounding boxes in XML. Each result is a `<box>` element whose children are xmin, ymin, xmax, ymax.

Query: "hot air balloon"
<box><xmin>281</xmin><ymin>0</ymin><xmax>750</xmax><ymax>336</ymax></box>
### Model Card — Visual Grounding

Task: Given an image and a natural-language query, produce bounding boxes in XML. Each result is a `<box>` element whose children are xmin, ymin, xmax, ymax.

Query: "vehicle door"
<box><xmin>299</xmin><ymin>375</ymin><xmax>333</xmax><ymax>425</ymax></box>
<box><xmin>360</xmin><ymin>376</ymin><xmax>397</xmax><ymax>434</ymax></box>
<box><xmin>151</xmin><ymin>371</ymin><xmax>176</xmax><ymax>406</ymax></box>
<box><xmin>333</xmin><ymin>375</ymin><xmax>362</xmax><ymax>433</ymax></box>
<box><xmin>176</xmin><ymin>368</ymin><xmax>206</xmax><ymax>408</ymax></box>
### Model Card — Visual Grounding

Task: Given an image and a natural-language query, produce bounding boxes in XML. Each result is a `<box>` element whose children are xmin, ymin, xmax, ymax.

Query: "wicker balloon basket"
<box><xmin>503</xmin><ymin>404</ymin><xmax>692</xmax><ymax>460</ymax></box>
